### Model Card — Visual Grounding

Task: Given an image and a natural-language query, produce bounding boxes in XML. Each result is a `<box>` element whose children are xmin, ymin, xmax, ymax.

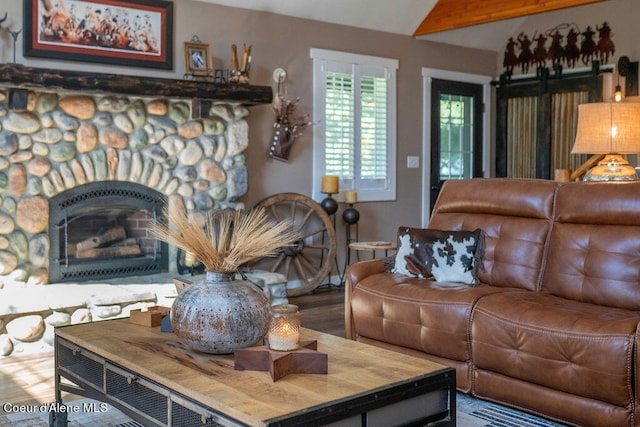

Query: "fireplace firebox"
<box><xmin>49</xmin><ymin>182</ymin><xmax>168</xmax><ymax>283</ymax></box>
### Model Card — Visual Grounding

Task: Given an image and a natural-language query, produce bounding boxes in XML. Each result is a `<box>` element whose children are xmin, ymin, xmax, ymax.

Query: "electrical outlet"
<box><xmin>407</xmin><ymin>156</ymin><xmax>420</xmax><ymax>168</ymax></box>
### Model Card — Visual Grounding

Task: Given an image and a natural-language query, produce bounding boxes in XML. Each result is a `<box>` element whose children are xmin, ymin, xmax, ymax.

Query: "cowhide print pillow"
<box><xmin>392</xmin><ymin>227</ymin><xmax>484</xmax><ymax>285</ymax></box>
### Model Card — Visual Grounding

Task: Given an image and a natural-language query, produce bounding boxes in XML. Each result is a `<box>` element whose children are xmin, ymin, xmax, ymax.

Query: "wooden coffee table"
<box><xmin>53</xmin><ymin>319</ymin><xmax>455</xmax><ymax>426</ymax></box>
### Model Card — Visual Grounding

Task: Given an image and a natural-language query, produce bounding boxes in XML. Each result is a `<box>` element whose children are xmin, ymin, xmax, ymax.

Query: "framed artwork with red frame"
<box><xmin>24</xmin><ymin>0</ymin><xmax>174</xmax><ymax>70</ymax></box>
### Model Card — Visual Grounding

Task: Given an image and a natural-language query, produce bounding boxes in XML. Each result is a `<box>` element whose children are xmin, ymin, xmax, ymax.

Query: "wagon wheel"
<box><xmin>249</xmin><ymin>193</ymin><xmax>337</xmax><ymax>297</ymax></box>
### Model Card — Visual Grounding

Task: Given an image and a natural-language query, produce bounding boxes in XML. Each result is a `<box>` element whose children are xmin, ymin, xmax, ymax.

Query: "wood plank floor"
<box><xmin>0</xmin><ymin>287</ymin><xmax>345</xmax><ymax>413</ymax></box>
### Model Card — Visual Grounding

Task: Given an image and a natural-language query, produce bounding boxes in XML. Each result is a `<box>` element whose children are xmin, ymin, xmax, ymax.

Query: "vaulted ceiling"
<box><xmin>196</xmin><ymin>0</ymin><xmax>611</xmax><ymax>51</ymax></box>
<box><xmin>414</xmin><ymin>0</ymin><xmax>608</xmax><ymax>36</ymax></box>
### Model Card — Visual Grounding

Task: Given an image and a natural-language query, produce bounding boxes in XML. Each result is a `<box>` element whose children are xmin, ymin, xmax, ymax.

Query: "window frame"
<box><xmin>311</xmin><ymin>48</ymin><xmax>398</xmax><ymax>203</ymax></box>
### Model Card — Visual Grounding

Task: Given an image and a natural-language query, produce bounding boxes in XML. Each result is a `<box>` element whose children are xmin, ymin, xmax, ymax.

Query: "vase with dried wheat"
<box><xmin>150</xmin><ymin>206</ymin><xmax>298</xmax><ymax>354</ymax></box>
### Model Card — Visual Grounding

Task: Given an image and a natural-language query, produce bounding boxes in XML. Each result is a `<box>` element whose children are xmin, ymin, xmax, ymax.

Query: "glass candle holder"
<box><xmin>268</xmin><ymin>304</ymin><xmax>300</xmax><ymax>351</ymax></box>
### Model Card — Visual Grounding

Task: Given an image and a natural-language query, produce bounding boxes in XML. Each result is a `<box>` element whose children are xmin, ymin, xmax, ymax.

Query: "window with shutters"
<box><xmin>311</xmin><ymin>49</ymin><xmax>397</xmax><ymax>202</ymax></box>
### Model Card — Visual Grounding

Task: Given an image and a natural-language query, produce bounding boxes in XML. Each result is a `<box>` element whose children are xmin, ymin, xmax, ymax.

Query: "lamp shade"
<box><xmin>572</xmin><ymin>102</ymin><xmax>640</xmax><ymax>154</ymax></box>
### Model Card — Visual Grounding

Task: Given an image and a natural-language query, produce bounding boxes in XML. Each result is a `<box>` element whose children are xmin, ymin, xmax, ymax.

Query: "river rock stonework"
<box><xmin>0</xmin><ymin>90</ymin><xmax>254</xmax><ymax>356</ymax></box>
<box><xmin>0</xmin><ymin>90</ymin><xmax>250</xmax><ymax>285</ymax></box>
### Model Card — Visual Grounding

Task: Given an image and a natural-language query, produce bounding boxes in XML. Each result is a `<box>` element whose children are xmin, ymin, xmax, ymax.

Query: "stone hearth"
<box><xmin>0</xmin><ymin>76</ymin><xmax>271</xmax><ymax>356</ymax></box>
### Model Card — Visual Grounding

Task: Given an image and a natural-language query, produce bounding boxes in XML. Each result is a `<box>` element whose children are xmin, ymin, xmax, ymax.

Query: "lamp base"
<box><xmin>583</xmin><ymin>153</ymin><xmax>638</xmax><ymax>182</ymax></box>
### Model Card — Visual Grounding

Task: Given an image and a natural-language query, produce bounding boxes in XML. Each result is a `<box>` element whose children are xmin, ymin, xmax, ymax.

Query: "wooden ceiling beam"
<box><xmin>414</xmin><ymin>0</ymin><xmax>610</xmax><ymax>36</ymax></box>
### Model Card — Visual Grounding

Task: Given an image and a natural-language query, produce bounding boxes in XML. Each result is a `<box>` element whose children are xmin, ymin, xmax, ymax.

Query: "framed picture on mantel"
<box><xmin>23</xmin><ymin>0</ymin><xmax>174</xmax><ymax>70</ymax></box>
<box><xmin>184</xmin><ymin>39</ymin><xmax>211</xmax><ymax>77</ymax></box>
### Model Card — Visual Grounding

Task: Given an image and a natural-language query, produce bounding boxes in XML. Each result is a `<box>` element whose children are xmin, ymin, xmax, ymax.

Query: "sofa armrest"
<box><xmin>345</xmin><ymin>259</ymin><xmax>388</xmax><ymax>340</ymax></box>
<box><xmin>346</xmin><ymin>258</ymin><xmax>388</xmax><ymax>291</ymax></box>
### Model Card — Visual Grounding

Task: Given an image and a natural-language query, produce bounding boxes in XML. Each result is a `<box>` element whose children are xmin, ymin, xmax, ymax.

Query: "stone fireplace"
<box><xmin>0</xmin><ymin>64</ymin><xmax>274</xmax><ymax>356</ymax></box>
<box><xmin>0</xmin><ymin>89</ymin><xmax>255</xmax><ymax>285</ymax></box>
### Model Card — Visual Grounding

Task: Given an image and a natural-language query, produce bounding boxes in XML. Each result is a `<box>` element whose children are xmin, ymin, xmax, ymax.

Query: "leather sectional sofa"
<box><xmin>345</xmin><ymin>178</ymin><xmax>640</xmax><ymax>426</ymax></box>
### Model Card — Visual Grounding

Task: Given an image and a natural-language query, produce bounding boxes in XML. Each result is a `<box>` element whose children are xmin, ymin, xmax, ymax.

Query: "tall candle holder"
<box><xmin>318</xmin><ymin>176</ymin><xmax>340</xmax><ymax>289</ymax></box>
<box><xmin>320</xmin><ymin>175</ymin><xmax>339</xmax><ymax>215</ymax></box>
<box><xmin>342</xmin><ymin>190</ymin><xmax>359</xmax><ymax>225</ymax></box>
<box><xmin>342</xmin><ymin>200</ymin><xmax>360</xmax><ymax>284</ymax></box>
<box><xmin>318</xmin><ymin>190</ymin><xmax>339</xmax><ymax>289</ymax></box>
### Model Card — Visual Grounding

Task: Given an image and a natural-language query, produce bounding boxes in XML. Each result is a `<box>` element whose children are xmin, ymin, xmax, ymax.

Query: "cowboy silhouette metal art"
<box><xmin>502</xmin><ymin>22</ymin><xmax>615</xmax><ymax>76</ymax></box>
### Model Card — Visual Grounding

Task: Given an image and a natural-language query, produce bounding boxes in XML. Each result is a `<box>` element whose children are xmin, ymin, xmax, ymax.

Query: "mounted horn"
<box><xmin>0</xmin><ymin>12</ymin><xmax>7</xmax><ymax>28</ymax></box>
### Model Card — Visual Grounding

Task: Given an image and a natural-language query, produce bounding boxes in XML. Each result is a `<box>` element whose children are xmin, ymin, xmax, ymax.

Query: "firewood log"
<box><xmin>75</xmin><ymin>226</ymin><xmax>127</xmax><ymax>251</ymax></box>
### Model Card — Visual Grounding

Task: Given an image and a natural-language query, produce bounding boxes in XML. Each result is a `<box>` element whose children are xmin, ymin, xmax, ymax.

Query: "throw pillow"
<box><xmin>392</xmin><ymin>227</ymin><xmax>483</xmax><ymax>285</ymax></box>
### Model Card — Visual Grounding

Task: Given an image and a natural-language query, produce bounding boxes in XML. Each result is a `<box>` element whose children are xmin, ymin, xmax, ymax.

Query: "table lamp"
<box><xmin>571</xmin><ymin>102</ymin><xmax>640</xmax><ymax>181</ymax></box>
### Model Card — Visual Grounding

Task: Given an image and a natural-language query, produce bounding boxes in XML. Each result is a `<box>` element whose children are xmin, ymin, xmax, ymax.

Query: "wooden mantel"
<box><xmin>0</xmin><ymin>63</ymin><xmax>273</xmax><ymax>106</ymax></box>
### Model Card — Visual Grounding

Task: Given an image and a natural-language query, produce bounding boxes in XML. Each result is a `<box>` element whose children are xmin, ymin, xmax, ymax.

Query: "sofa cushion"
<box><xmin>472</xmin><ymin>291</ymin><xmax>639</xmax><ymax>407</ymax></box>
<box><xmin>543</xmin><ymin>181</ymin><xmax>640</xmax><ymax>310</ymax></box>
<box><xmin>392</xmin><ymin>227</ymin><xmax>483</xmax><ymax>284</ymax></box>
<box><xmin>350</xmin><ymin>271</ymin><xmax>513</xmax><ymax>364</ymax></box>
<box><xmin>429</xmin><ymin>178</ymin><xmax>556</xmax><ymax>291</ymax></box>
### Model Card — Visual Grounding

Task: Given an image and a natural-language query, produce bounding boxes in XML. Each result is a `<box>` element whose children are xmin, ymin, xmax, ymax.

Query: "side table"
<box><xmin>348</xmin><ymin>241</ymin><xmax>397</xmax><ymax>264</ymax></box>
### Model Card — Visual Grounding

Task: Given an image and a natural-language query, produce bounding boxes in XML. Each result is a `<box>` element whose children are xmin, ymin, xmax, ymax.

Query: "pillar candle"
<box><xmin>321</xmin><ymin>175</ymin><xmax>339</xmax><ymax>194</ymax></box>
<box><xmin>268</xmin><ymin>321</ymin><xmax>299</xmax><ymax>351</ymax></box>
<box><xmin>344</xmin><ymin>191</ymin><xmax>358</xmax><ymax>204</ymax></box>
<box><xmin>184</xmin><ymin>252</ymin><xmax>196</xmax><ymax>267</ymax></box>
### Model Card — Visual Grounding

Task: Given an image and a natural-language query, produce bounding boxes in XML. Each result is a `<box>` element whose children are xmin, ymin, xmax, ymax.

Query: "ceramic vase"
<box><xmin>170</xmin><ymin>271</ymin><xmax>270</xmax><ymax>354</ymax></box>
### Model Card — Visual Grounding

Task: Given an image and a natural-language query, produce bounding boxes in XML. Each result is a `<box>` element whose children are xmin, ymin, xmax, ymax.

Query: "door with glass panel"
<box><xmin>430</xmin><ymin>79</ymin><xmax>483</xmax><ymax>211</ymax></box>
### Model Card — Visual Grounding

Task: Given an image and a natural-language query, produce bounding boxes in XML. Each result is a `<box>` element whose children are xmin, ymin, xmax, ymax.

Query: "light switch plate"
<box><xmin>407</xmin><ymin>156</ymin><xmax>420</xmax><ymax>168</ymax></box>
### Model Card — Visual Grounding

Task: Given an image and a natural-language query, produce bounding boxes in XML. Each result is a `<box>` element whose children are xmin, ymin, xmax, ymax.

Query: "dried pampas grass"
<box><xmin>150</xmin><ymin>206</ymin><xmax>299</xmax><ymax>273</ymax></box>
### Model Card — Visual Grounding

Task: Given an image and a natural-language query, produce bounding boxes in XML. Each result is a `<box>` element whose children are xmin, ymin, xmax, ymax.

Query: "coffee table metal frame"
<box><xmin>51</xmin><ymin>320</ymin><xmax>455</xmax><ymax>427</ymax></box>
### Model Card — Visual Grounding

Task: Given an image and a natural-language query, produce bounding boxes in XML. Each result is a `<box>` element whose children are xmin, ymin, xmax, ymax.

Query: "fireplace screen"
<box><xmin>49</xmin><ymin>182</ymin><xmax>168</xmax><ymax>282</ymax></box>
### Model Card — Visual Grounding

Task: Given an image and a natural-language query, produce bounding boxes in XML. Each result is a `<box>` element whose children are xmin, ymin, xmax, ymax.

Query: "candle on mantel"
<box><xmin>344</xmin><ymin>191</ymin><xmax>358</xmax><ymax>204</ymax></box>
<box><xmin>321</xmin><ymin>175</ymin><xmax>339</xmax><ymax>194</ymax></box>
<box><xmin>268</xmin><ymin>304</ymin><xmax>300</xmax><ymax>351</ymax></box>
<box><xmin>184</xmin><ymin>252</ymin><xmax>196</xmax><ymax>267</ymax></box>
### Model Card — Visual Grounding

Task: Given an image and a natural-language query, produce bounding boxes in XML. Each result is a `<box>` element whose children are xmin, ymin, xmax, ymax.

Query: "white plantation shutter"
<box><xmin>325</xmin><ymin>70</ymin><xmax>355</xmax><ymax>180</ymax></box>
<box><xmin>311</xmin><ymin>49</ymin><xmax>397</xmax><ymax>202</ymax></box>
<box><xmin>359</xmin><ymin>71</ymin><xmax>388</xmax><ymax>188</ymax></box>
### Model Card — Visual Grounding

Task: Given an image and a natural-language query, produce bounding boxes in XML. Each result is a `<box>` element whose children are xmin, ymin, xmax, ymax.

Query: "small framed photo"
<box><xmin>184</xmin><ymin>40</ymin><xmax>211</xmax><ymax>77</ymax></box>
